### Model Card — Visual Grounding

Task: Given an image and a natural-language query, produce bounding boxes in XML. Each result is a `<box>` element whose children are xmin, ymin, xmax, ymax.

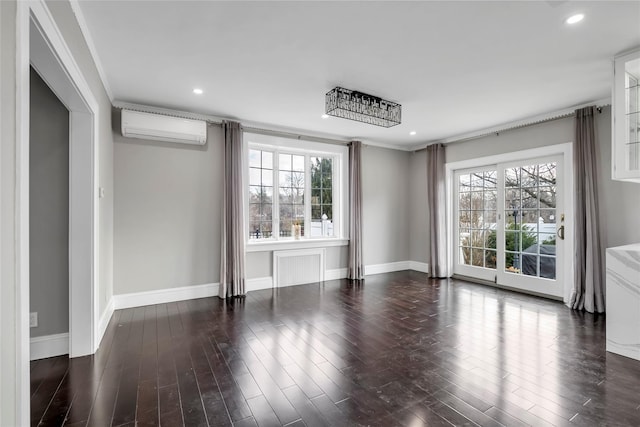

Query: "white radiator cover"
<box><xmin>273</xmin><ymin>248</ymin><xmax>326</xmax><ymax>287</ymax></box>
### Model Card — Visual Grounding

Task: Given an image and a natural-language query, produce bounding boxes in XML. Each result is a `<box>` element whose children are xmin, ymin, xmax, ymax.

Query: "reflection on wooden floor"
<box><xmin>31</xmin><ymin>271</ymin><xmax>640</xmax><ymax>426</ymax></box>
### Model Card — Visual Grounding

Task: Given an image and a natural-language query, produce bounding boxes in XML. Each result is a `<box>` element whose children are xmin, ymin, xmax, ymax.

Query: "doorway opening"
<box><xmin>26</xmin><ymin>3</ymin><xmax>99</xmax><ymax>359</ymax></box>
<box><xmin>28</xmin><ymin>67</ymin><xmax>71</xmax><ymax>360</ymax></box>
<box><xmin>15</xmin><ymin>2</ymin><xmax>100</xmax><ymax>424</ymax></box>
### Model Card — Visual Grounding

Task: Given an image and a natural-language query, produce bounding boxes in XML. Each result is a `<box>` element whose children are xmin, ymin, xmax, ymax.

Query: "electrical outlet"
<box><xmin>30</xmin><ymin>312</ymin><xmax>38</xmax><ymax>328</ymax></box>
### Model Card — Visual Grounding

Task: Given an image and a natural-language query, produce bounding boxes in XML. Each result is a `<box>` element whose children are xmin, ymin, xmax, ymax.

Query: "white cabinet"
<box><xmin>612</xmin><ymin>48</ymin><xmax>640</xmax><ymax>182</ymax></box>
<box><xmin>606</xmin><ymin>244</ymin><xmax>640</xmax><ymax>361</ymax></box>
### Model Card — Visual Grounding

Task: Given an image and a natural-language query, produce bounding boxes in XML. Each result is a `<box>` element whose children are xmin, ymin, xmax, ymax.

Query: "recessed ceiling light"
<box><xmin>410</xmin><ymin>131</ymin><xmax>417</xmax><ymax>136</ymax></box>
<box><xmin>193</xmin><ymin>88</ymin><xmax>203</xmax><ymax>95</ymax></box>
<box><xmin>566</xmin><ymin>14</ymin><xmax>584</xmax><ymax>24</ymax></box>
<box><xmin>321</xmin><ymin>114</ymin><xmax>329</xmax><ymax>119</ymax></box>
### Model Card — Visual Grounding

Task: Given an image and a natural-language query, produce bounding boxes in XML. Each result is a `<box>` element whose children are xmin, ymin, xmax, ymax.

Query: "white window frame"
<box><xmin>453</xmin><ymin>165</ymin><xmax>499</xmax><ymax>282</ymax></box>
<box><xmin>245</xmin><ymin>133</ymin><xmax>349</xmax><ymax>251</ymax></box>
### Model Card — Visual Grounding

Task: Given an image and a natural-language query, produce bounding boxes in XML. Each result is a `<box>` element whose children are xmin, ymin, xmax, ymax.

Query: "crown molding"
<box><xmin>412</xmin><ymin>97</ymin><xmax>611</xmax><ymax>151</ymax></box>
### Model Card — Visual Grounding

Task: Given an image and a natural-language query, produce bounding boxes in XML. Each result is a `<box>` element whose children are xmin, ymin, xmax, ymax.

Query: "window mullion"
<box><xmin>333</xmin><ymin>155</ymin><xmax>338</xmax><ymax>238</ymax></box>
<box><xmin>305</xmin><ymin>154</ymin><xmax>311</xmax><ymax>238</ymax></box>
<box><xmin>273</xmin><ymin>150</ymin><xmax>279</xmax><ymax>239</ymax></box>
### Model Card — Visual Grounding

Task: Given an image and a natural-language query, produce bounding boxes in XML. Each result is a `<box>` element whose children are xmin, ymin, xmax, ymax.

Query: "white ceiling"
<box><xmin>75</xmin><ymin>0</ymin><xmax>640</xmax><ymax>149</ymax></box>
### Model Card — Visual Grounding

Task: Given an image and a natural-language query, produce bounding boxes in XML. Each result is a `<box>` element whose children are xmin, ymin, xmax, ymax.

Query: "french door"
<box><xmin>454</xmin><ymin>155</ymin><xmax>565</xmax><ymax>297</ymax></box>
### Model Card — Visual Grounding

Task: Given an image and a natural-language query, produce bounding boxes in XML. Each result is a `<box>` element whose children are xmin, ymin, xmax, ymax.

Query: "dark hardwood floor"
<box><xmin>31</xmin><ymin>271</ymin><xmax>640</xmax><ymax>426</ymax></box>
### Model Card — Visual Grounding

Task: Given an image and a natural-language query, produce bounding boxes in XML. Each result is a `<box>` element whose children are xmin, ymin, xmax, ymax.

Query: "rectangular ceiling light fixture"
<box><xmin>325</xmin><ymin>87</ymin><xmax>401</xmax><ymax>127</ymax></box>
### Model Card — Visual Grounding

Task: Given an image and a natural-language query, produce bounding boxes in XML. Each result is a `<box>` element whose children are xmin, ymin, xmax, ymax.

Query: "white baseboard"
<box><xmin>30</xmin><ymin>333</ymin><xmax>69</xmax><ymax>361</ymax></box>
<box><xmin>364</xmin><ymin>261</ymin><xmax>411</xmax><ymax>276</ymax></box>
<box><xmin>607</xmin><ymin>340</ymin><xmax>640</xmax><ymax>362</ymax></box>
<box><xmin>246</xmin><ymin>276</ymin><xmax>273</xmax><ymax>292</ymax></box>
<box><xmin>326</xmin><ymin>268</ymin><xmax>348</xmax><ymax>281</ymax></box>
<box><xmin>105</xmin><ymin>261</ymin><xmax>428</xmax><ymax>315</ymax></box>
<box><xmin>113</xmin><ymin>282</ymin><xmax>220</xmax><ymax>310</ymax></box>
<box><xmin>246</xmin><ymin>269</ymin><xmax>348</xmax><ymax>291</ymax></box>
<box><xmin>93</xmin><ymin>262</ymin><xmax>429</xmax><ymax>358</ymax></box>
<box><xmin>97</xmin><ymin>296</ymin><xmax>114</xmax><ymax>348</ymax></box>
<box><xmin>409</xmin><ymin>261</ymin><xmax>430</xmax><ymax>274</ymax></box>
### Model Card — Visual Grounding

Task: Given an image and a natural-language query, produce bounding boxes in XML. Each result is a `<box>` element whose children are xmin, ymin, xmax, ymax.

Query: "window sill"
<box><xmin>246</xmin><ymin>238</ymin><xmax>349</xmax><ymax>253</ymax></box>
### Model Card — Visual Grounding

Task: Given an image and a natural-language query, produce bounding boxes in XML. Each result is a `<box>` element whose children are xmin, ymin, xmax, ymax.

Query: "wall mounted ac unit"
<box><xmin>121</xmin><ymin>109</ymin><xmax>207</xmax><ymax>145</ymax></box>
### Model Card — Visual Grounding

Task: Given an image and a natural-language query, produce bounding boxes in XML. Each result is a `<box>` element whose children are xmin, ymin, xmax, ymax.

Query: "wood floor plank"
<box><xmin>484</xmin><ymin>406</ymin><xmax>530</xmax><ymax>427</ymax></box>
<box><xmin>158</xmin><ymin>383</ymin><xmax>182</xmax><ymax>418</ymax></box>
<box><xmin>281</xmin><ymin>363</ymin><xmax>324</xmax><ymax>399</ymax></box>
<box><xmin>431</xmin><ymin>389</ymin><xmax>505</xmax><ymax>427</ymax></box>
<box><xmin>31</xmin><ymin>271</ymin><xmax>640</xmax><ymax>427</ymax></box>
<box><xmin>174</xmin><ymin>347</ymin><xmax>208</xmax><ymax>426</ymax></box>
<box><xmin>427</xmin><ymin>400</ymin><xmax>478</xmax><ymax>426</ymax></box>
<box><xmin>135</xmin><ymin>379</ymin><xmax>158</xmax><ymax>426</ymax></box>
<box><xmin>202</xmin><ymin>335</ymin><xmax>253</xmax><ymax>422</ymax></box>
<box><xmin>30</xmin><ymin>357</ymin><xmax>58</xmax><ymax>399</ymax></box>
<box><xmin>233</xmin><ymin>417</ymin><xmax>259</xmax><ymax>427</ymax></box>
<box><xmin>111</xmin><ymin>307</ymin><xmax>146</xmax><ymax>426</ymax></box>
<box><xmin>245</xmin><ymin>395</ymin><xmax>283</xmax><ymax>427</ymax></box>
<box><xmin>308</xmin><ymin>394</ymin><xmax>346</xmax><ymax>425</ymax></box>
<box><xmin>402</xmin><ymin>402</ymin><xmax>456</xmax><ymax>427</ymax></box>
<box><xmin>244</xmin><ymin>359</ymin><xmax>300</xmax><ymax>425</ymax></box>
<box><xmin>282</xmin><ymin>385</ymin><xmax>329</xmax><ymax>427</ymax></box>
<box><xmin>30</xmin><ymin>357</ymin><xmax>69</xmax><ymax>426</ymax></box>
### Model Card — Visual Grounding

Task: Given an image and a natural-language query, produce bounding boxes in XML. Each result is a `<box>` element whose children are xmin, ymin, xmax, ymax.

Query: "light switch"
<box><xmin>30</xmin><ymin>312</ymin><xmax>38</xmax><ymax>328</ymax></box>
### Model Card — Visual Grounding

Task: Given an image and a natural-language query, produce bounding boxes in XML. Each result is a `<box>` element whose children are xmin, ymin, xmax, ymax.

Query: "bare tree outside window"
<box><xmin>249</xmin><ymin>149</ymin><xmax>273</xmax><ymax>239</ymax></box>
<box><xmin>458</xmin><ymin>162</ymin><xmax>557</xmax><ymax>278</ymax></box>
<box><xmin>503</xmin><ymin>163</ymin><xmax>557</xmax><ymax>278</ymax></box>
<box><xmin>248</xmin><ymin>146</ymin><xmax>338</xmax><ymax>241</ymax></box>
<box><xmin>279</xmin><ymin>153</ymin><xmax>305</xmax><ymax>237</ymax></box>
<box><xmin>459</xmin><ymin>170</ymin><xmax>498</xmax><ymax>269</ymax></box>
<box><xmin>311</xmin><ymin>157</ymin><xmax>333</xmax><ymax>236</ymax></box>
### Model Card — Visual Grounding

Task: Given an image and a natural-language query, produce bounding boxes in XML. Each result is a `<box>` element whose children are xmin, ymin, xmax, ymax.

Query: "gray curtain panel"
<box><xmin>426</xmin><ymin>143</ymin><xmax>448</xmax><ymax>278</ymax></box>
<box><xmin>348</xmin><ymin>141</ymin><xmax>364</xmax><ymax>280</ymax></box>
<box><xmin>570</xmin><ymin>106</ymin><xmax>605</xmax><ymax>313</ymax></box>
<box><xmin>219</xmin><ymin>121</ymin><xmax>246</xmax><ymax>298</ymax></box>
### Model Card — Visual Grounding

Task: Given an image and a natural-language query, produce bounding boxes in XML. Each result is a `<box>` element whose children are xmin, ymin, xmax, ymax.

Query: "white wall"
<box><xmin>30</xmin><ymin>68</ymin><xmax>69</xmax><ymax>338</ymax></box>
<box><xmin>362</xmin><ymin>146</ymin><xmax>411</xmax><ymax>265</ymax></box>
<box><xmin>409</xmin><ymin>106</ymin><xmax>640</xmax><ymax>266</ymax></box>
<box><xmin>1</xmin><ymin>1</ymin><xmax>20</xmax><ymax>423</ymax></box>
<box><xmin>114</xmin><ymin>120</ymin><xmax>351</xmax><ymax>294</ymax></box>
<box><xmin>445</xmin><ymin>117</ymin><xmax>573</xmax><ymax>164</ymax></box>
<box><xmin>1</xmin><ymin>2</ymin><xmax>114</xmax><ymax>424</ymax></box>
<box><xmin>409</xmin><ymin>150</ymin><xmax>429</xmax><ymax>265</ymax></box>
<box><xmin>247</xmin><ymin>251</ymin><xmax>272</xmax><ymax>279</ymax></box>
<box><xmin>113</xmin><ymin>112</ymin><xmax>222</xmax><ymax>294</ymax></box>
<box><xmin>46</xmin><ymin>0</ymin><xmax>115</xmax><ymax>321</ymax></box>
<box><xmin>112</xmin><ymin>136</ymin><xmax>416</xmax><ymax>292</ymax></box>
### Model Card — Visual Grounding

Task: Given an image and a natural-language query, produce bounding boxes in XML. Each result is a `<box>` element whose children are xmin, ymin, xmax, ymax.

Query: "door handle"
<box><xmin>557</xmin><ymin>225</ymin><xmax>565</xmax><ymax>240</ymax></box>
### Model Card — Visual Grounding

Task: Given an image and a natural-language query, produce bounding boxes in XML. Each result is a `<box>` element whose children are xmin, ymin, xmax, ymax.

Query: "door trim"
<box><xmin>445</xmin><ymin>143</ymin><xmax>574</xmax><ymax>303</ymax></box>
<box><xmin>15</xmin><ymin>1</ymin><xmax>100</xmax><ymax>424</ymax></box>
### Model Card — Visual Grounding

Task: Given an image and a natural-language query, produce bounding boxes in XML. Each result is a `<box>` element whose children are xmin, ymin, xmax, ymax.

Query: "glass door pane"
<box><xmin>454</xmin><ymin>155</ymin><xmax>565</xmax><ymax>298</ymax></box>
<box><xmin>502</xmin><ymin>162</ymin><xmax>556</xmax><ymax>279</ymax></box>
<box><xmin>496</xmin><ymin>155</ymin><xmax>564</xmax><ymax>298</ymax></box>
<box><xmin>454</xmin><ymin>167</ymin><xmax>498</xmax><ymax>282</ymax></box>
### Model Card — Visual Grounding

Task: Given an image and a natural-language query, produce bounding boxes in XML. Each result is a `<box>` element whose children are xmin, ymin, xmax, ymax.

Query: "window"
<box><xmin>249</xmin><ymin>150</ymin><xmax>274</xmax><ymax>238</ymax></box>
<box><xmin>246</xmin><ymin>133</ymin><xmax>346</xmax><ymax>242</ymax></box>
<box><xmin>278</xmin><ymin>153</ymin><xmax>306</xmax><ymax>237</ymax></box>
<box><xmin>310</xmin><ymin>157</ymin><xmax>333</xmax><ymax>236</ymax></box>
